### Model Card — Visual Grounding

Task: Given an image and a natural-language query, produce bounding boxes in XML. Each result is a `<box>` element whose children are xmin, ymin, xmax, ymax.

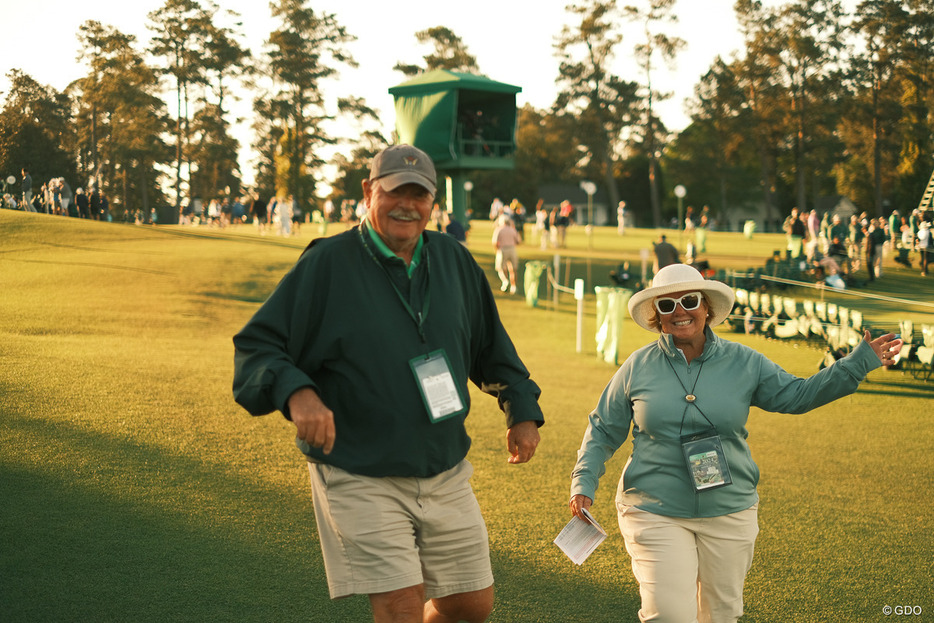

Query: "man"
<box><xmin>21</xmin><ymin>168</ymin><xmax>34</xmax><ymax>211</ymax></box>
<box><xmin>249</xmin><ymin>193</ymin><xmax>267</xmax><ymax>231</ymax></box>
<box><xmin>492</xmin><ymin>215</ymin><xmax>521</xmax><ymax>294</ymax></box>
<box><xmin>652</xmin><ymin>234</ymin><xmax>679</xmax><ymax>275</ymax></box>
<box><xmin>89</xmin><ymin>187</ymin><xmax>102</xmax><ymax>220</ymax></box>
<box><xmin>865</xmin><ymin>217</ymin><xmax>887</xmax><ymax>281</ymax></box>
<box><xmin>59</xmin><ymin>178</ymin><xmax>74</xmax><ymax>217</ymax></box>
<box><xmin>785</xmin><ymin>207</ymin><xmax>807</xmax><ymax>258</ymax></box>
<box><xmin>75</xmin><ymin>187</ymin><xmax>91</xmax><ymax>219</ymax></box>
<box><xmin>232</xmin><ymin>144</ymin><xmax>544</xmax><ymax>623</ymax></box>
<box><xmin>888</xmin><ymin>209</ymin><xmax>900</xmax><ymax>247</ymax></box>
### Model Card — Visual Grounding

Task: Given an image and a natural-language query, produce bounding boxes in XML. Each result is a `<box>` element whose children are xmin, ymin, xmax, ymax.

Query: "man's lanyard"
<box><xmin>358</xmin><ymin>225</ymin><xmax>430</xmax><ymax>343</ymax></box>
<box><xmin>358</xmin><ymin>225</ymin><xmax>466</xmax><ymax>422</ymax></box>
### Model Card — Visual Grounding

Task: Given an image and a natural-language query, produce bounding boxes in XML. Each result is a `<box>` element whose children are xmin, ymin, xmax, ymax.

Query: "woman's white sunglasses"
<box><xmin>654</xmin><ymin>291</ymin><xmax>703</xmax><ymax>314</ymax></box>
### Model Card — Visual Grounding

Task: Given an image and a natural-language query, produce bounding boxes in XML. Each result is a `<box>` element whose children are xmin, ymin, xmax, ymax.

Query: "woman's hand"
<box><xmin>865</xmin><ymin>331</ymin><xmax>902</xmax><ymax>366</ymax></box>
<box><xmin>569</xmin><ymin>494</ymin><xmax>593</xmax><ymax>521</ymax></box>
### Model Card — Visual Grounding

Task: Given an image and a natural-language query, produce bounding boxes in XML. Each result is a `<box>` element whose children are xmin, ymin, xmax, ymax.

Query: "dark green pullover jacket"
<box><xmin>233</xmin><ymin>222</ymin><xmax>544</xmax><ymax>477</ymax></box>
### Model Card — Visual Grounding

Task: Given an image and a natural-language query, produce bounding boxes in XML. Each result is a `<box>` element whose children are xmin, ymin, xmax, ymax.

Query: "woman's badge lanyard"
<box><xmin>360</xmin><ymin>227</ymin><xmax>466</xmax><ymax>423</ymax></box>
<box><xmin>666</xmin><ymin>356</ymin><xmax>733</xmax><ymax>492</ymax></box>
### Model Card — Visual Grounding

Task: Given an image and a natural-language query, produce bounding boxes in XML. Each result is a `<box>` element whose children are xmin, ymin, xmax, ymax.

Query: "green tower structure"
<box><xmin>389</xmin><ymin>70</ymin><xmax>522</xmax><ymax>224</ymax></box>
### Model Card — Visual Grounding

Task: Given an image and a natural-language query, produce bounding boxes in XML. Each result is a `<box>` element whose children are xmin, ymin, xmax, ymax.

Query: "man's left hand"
<box><xmin>506</xmin><ymin>420</ymin><xmax>540</xmax><ymax>464</ymax></box>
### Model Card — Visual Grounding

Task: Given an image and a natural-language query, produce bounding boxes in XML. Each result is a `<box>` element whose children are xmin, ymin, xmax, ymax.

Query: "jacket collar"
<box><xmin>657</xmin><ymin>325</ymin><xmax>721</xmax><ymax>362</ymax></box>
<box><xmin>360</xmin><ymin>219</ymin><xmax>425</xmax><ymax>277</ymax></box>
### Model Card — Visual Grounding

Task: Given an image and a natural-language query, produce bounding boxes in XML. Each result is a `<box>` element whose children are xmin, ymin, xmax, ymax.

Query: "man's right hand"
<box><xmin>288</xmin><ymin>387</ymin><xmax>336</xmax><ymax>455</ymax></box>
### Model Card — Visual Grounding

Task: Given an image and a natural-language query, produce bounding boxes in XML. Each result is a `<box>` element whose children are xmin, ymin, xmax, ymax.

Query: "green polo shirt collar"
<box><xmin>364</xmin><ymin>219</ymin><xmax>423</xmax><ymax>277</ymax></box>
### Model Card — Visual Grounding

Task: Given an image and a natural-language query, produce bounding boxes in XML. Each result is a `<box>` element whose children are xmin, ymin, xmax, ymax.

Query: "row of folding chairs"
<box><xmin>894</xmin><ymin>320</ymin><xmax>934</xmax><ymax>380</ymax></box>
<box><xmin>727</xmin><ymin>289</ymin><xmax>864</xmax><ymax>348</ymax></box>
<box><xmin>727</xmin><ymin>287</ymin><xmax>933</xmax><ymax>380</ymax></box>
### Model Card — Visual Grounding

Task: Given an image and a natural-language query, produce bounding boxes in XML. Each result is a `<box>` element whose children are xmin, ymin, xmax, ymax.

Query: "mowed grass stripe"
<box><xmin>1</xmin><ymin>210</ymin><xmax>931</xmax><ymax>622</ymax></box>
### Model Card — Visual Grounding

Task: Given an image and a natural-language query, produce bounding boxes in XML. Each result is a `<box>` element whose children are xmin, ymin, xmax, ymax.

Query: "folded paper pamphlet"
<box><xmin>553</xmin><ymin>508</ymin><xmax>608</xmax><ymax>565</ymax></box>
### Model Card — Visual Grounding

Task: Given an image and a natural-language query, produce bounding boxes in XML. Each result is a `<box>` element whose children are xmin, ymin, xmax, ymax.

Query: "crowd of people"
<box><xmin>2</xmin><ymin>168</ymin><xmax>111</xmax><ymax>220</ymax></box>
<box><xmin>781</xmin><ymin>206</ymin><xmax>932</xmax><ymax>285</ymax></box>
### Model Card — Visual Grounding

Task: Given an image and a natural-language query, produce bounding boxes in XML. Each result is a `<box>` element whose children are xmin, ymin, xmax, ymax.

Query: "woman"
<box><xmin>569</xmin><ymin>264</ymin><xmax>900</xmax><ymax>623</ymax></box>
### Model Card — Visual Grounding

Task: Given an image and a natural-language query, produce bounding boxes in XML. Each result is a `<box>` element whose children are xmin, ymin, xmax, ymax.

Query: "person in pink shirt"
<box><xmin>492</xmin><ymin>215</ymin><xmax>522</xmax><ymax>294</ymax></box>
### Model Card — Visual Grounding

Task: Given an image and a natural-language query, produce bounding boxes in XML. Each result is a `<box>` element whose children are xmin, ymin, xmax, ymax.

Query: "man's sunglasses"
<box><xmin>653</xmin><ymin>292</ymin><xmax>704</xmax><ymax>314</ymax></box>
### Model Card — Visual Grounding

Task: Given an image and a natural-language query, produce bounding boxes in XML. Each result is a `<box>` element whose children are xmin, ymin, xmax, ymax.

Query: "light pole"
<box><xmin>580</xmin><ymin>180</ymin><xmax>597</xmax><ymax>250</ymax></box>
<box><xmin>674</xmin><ymin>184</ymin><xmax>686</xmax><ymax>248</ymax></box>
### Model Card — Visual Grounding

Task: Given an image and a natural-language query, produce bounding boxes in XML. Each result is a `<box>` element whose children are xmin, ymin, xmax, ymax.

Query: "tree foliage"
<box><xmin>147</xmin><ymin>0</ymin><xmax>213</xmax><ymax>208</ymax></box>
<box><xmin>393</xmin><ymin>27</ymin><xmax>480</xmax><ymax>77</ymax></box>
<box><xmin>73</xmin><ymin>21</ymin><xmax>171</xmax><ymax>219</ymax></box>
<box><xmin>623</xmin><ymin>0</ymin><xmax>685</xmax><ymax>227</ymax></box>
<box><xmin>669</xmin><ymin>0</ymin><xmax>934</xmax><ymax>226</ymax></box>
<box><xmin>554</xmin><ymin>0</ymin><xmax>639</xmax><ymax>216</ymax></box>
<box><xmin>0</xmin><ymin>71</ymin><xmax>76</xmax><ymax>188</ymax></box>
<box><xmin>258</xmin><ymin>0</ymin><xmax>356</xmax><ymax>210</ymax></box>
<box><xmin>2</xmin><ymin>1</ymin><xmax>934</xmax><ymax>226</ymax></box>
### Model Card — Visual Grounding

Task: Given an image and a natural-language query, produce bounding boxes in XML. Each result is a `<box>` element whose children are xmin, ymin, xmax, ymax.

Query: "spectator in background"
<box><xmin>276</xmin><ymin>196</ymin><xmax>292</xmax><ymax>236</ymax></box>
<box><xmin>50</xmin><ymin>180</ymin><xmax>62</xmax><ymax>215</ymax></box>
<box><xmin>59</xmin><ymin>178</ymin><xmax>74</xmax><ymax>217</ymax></box>
<box><xmin>250</xmin><ymin>194</ymin><xmax>267</xmax><ymax>232</ymax></box>
<box><xmin>492</xmin><ymin>215</ymin><xmax>522</xmax><ymax>294</ymax></box>
<box><xmin>806</xmin><ymin>209</ymin><xmax>821</xmax><ymax>258</ymax></box>
<box><xmin>555</xmin><ymin>200</ymin><xmax>574</xmax><ymax>248</ymax></box>
<box><xmin>443</xmin><ymin>211</ymin><xmax>468</xmax><ymax>246</ymax></box>
<box><xmin>535</xmin><ymin>199</ymin><xmax>550</xmax><ymax>249</ymax></box>
<box><xmin>90</xmin><ymin>188</ymin><xmax>102</xmax><ymax>220</ymax></box>
<box><xmin>849</xmin><ymin>214</ymin><xmax>865</xmax><ymax>273</ymax></box>
<box><xmin>784</xmin><ymin>207</ymin><xmax>807</xmax><ymax>259</ymax></box>
<box><xmin>827</xmin><ymin>234</ymin><xmax>850</xmax><ymax>276</ymax></box>
<box><xmin>917</xmin><ymin>221</ymin><xmax>931</xmax><ymax>276</ymax></box>
<box><xmin>75</xmin><ymin>188</ymin><xmax>90</xmax><ymax>219</ymax></box>
<box><xmin>865</xmin><ymin>218</ymin><xmax>887</xmax><ymax>281</ymax></box>
<box><xmin>511</xmin><ymin>198</ymin><xmax>526</xmax><ymax>242</ymax></box>
<box><xmin>99</xmin><ymin>192</ymin><xmax>110</xmax><ymax>221</ymax></box>
<box><xmin>828</xmin><ymin>214</ymin><xmax>848</xmax><ymax>247</ymax></box>
<box><xmin>489</xmin><ymin>197</ymin><xmax>504</xmax><ymax>221</ymax></box>
<box><xmin>653</xmin><ymin>234</ymin><xmax>680</xmax><ymax>276</ymax></box>
<box><xmin>888</xmin><ymin>209</ymin><xmax>901</xmax><ymax>247</ymax></box>
<box><xmin>21</xmin><ymin>168</ymin><xmax>34</xmax><ymax>211</ymax></box>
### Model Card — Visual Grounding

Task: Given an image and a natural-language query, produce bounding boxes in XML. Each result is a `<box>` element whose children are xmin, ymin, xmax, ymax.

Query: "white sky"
<box><xmin>2</xmin><ymin>0</ymin><xmax>760</xmax><ymax>190</ymax></box>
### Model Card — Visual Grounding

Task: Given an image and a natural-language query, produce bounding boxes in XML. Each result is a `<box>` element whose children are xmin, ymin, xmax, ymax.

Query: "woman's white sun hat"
<box><xmin>627</xmin><ymin>263</ymin><xmax>735</xmax><ymax>332</ymax></box>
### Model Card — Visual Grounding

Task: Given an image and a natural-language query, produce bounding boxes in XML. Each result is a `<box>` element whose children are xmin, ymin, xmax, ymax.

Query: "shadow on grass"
<box><xmin>1</xmin><ymin>409</ymin><xmax>640</xmax><ymax>623</ymax></box>
<box><xmin>0</xmin><ymin>413</ymin><xmax>371</xmax><ymax>622</ymax></box>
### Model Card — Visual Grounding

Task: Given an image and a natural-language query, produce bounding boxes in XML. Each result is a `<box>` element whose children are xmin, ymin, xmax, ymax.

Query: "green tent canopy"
<box><xmin>389</xmin><ymin>70</ymin><xmax>521</xmax><ymax>171</ymax></box>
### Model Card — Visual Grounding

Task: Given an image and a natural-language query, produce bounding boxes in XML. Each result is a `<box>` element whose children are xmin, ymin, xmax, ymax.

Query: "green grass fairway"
<box><xmin>2</xmin><ymin>210</ymin><xmax>932</xmax><ymax>622</ymax></box>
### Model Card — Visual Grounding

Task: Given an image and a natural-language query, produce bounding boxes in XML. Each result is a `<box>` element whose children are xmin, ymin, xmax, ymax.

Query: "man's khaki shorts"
<box><xmin>307</xmin><ymin>459</ymin><xmax>494</xmax><ymax>600</ymax></box>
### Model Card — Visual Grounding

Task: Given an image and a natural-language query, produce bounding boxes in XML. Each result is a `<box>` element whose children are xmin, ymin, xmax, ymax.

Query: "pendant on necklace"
<box><xmin>685</xmin><ymin>394</ymin><xmax>696</xmax><ymax>402</ymax></box>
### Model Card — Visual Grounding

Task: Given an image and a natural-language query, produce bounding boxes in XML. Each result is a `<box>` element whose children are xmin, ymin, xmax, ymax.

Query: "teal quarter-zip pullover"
<box><xmin>571</xmin><ymin>327</ymin><xmax>881</xmax><ymax>518</ymax></box>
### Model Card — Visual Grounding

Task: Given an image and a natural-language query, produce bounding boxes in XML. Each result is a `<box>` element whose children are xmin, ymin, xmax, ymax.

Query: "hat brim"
<box><xmin>627</xmin><ymin>278</ymin><xmax>735</xmax><ymax>333</ymax></box>
<box><xmin>376</xmin><ymin>171</ymin><xmax>436</xmax><ymax>195</ymax></box>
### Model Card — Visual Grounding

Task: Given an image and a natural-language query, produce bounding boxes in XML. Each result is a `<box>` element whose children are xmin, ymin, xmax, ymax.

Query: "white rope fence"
<box><xmin>727</xmin><ymin>271</ymin><xmax>934</xmax><ymax>310</ymax></box>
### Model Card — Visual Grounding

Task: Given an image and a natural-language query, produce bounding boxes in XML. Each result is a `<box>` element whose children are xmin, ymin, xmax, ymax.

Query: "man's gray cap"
<box><xmin>369</xmin><ymin>145</ymin><xmax>437</xmax><ymax>195</ymax></box>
